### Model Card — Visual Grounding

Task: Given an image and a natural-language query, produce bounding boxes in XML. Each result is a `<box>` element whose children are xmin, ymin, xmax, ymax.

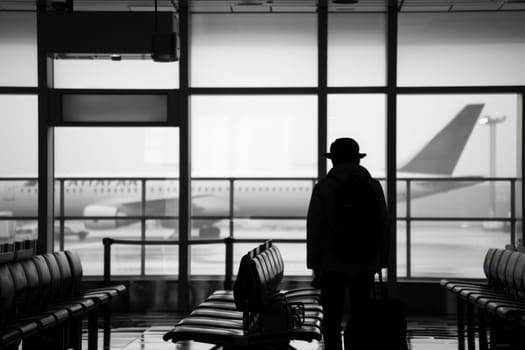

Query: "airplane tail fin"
<box><xmin>399</xmin><ymin>104</ymin><xmax>484</xmax><ymax>175</ymax></box>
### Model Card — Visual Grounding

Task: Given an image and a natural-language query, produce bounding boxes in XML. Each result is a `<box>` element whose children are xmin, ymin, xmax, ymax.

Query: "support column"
<box><xmin>37</xmin><ymin>0</ymin><xmax>54</xmax><ymax>254</ymax></box>
<box><xmin>178</xmin><ymin>0</ymin><xmax>191</xmax><ymax>313</ymax></box>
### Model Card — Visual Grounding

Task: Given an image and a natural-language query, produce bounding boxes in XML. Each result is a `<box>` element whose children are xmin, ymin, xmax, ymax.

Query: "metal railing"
<box><xmin>0</xmin><ymin>176</ymin><xmax>521</xmax><ymax>280</ymax></box>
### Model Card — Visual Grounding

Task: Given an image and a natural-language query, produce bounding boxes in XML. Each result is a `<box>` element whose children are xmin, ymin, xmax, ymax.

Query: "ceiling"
<box><xmin>1</xmin><ymin>0</ymin><xmax>525</xmax><ymax>12</ymax></box>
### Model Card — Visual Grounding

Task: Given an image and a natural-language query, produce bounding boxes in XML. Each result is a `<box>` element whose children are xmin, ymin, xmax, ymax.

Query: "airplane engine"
<box><xmin>83</xmin><ymin>205</ymin><xmax>126</xmax><ymax>230</ymax></box>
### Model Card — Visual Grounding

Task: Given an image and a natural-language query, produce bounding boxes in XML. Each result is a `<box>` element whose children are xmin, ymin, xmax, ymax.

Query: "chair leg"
<box><xmin>68</xmin><ymin>316</ymin><xmax>82</xmax><ymax>350</ymax></box>
<box><xmin>457</xmin><ymin>297</ymin><xmax>465</xmax><ymax>349</ymax></box>
<box><xmin>88</xmin><ymin>310</ymin><xmax>99</xmax><ymax>350</ymax></box>
<box><xmin>103</xmin><ymin>304</ymin><xmax>111</xmax><ymax>350</ymax></box>
<box><xmin>479</xmin><ymin>310</ymin><xmax>488</xmax><ymax>350</ymax></box>
<box><xmin>466</xmin><ymin>303</ymin><xmax>475</xmax><ymax>350</ymax></box>
<box><xmin>513</xmin><ymin>320</ymin><xmax>521</xmax><ymax>350</ymax></box>
<box><xmin>489</xmin><ymin>314</ymin><xmax>497</xmax><ymax>349</ymax></box>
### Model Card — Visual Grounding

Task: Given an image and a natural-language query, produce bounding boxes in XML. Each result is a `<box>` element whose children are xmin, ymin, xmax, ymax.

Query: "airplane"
<box><xmin>0</xmin><ymin>104</ymin><xmax>485</xmax><ymax>239</ymax></box>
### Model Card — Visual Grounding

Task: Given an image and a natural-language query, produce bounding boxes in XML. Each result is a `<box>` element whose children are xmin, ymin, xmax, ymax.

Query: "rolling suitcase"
<box><xmin>344</xmin><ymin>272</ymin><xmax>408</xmax><ymax>350</ymax></box>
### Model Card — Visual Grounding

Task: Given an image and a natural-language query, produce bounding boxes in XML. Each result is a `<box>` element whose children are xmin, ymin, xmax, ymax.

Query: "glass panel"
<box><xmin>54</xmin><ymin>219</ymin><xmax>89</xmax><ymax>242</ymax></box>
<box><xmin>233</xmin><ymin>181</ymin><xmax>313</xmax><ymax>218</ymax></box>
<box><xmin>397</xmin><ymin>94</ymin><xmax>521</xmax><ymax>277</ymax></box>
<box><xmin>61</xmin><ymin>180</ymin><xmax>142</xmax><ymax>218</ymax></box>
<box><xmin>191</xmin><ymin>95</ymin><xmax>317</xmax><ymax>177</ymax></box>
<box><xmin>234</xmin><ymin>219</ymin><xmax>305</xmax><ymax>239</ymax></box>
<box><xmin>327</xmin><ymin>94</ymin><xmax>386</xmax><ymax>178</ymax></box>
<box><xmin>146</xmin><ymin>180</ymin><xmax>179</xmax><ymax>217</ymax></box>
<box><xmin>410</xmin><ymin>221</ymin><xmax>509</xmax><ymax>278</ymax></box>
<box><xmin>397</xmin><ymin>221</ymin><xmax>407</xmax><ymax>278</ymax></box>
<box><xmin>62</xmin><ymin>95</ymin><xmax>167</xmax><ymax>122</ymax></box>
<box><xmin>396</xmin><ymin>180</ymin><xmax>406</xmax><ymax>218</ymax></box>
<box><xmin>146</xmin><ymin>219</ymin><xmax>178</xmax><ymax>241</ymax></box>
<box><xmin>397</xmin><ymin>95</ymin><xmax>520</xmax><ymax>176</ymax></box>
<box><xmin>190</xmin><ymin>14</ymin><xmax>317</xmax><ymax>87</ymax></box>
<box><xmin>14</xmin><ymin>219</ymin><xmax>38</xmax><ymax>242</ymax></box>
<box><xmin>191</xmin><ymin>244</ymin><xmax>225</xmax><ymax>275</ymax></box>
<box><xmin>53</xmin><ymin>59</ymin><xmax>179</xmax><ymax>89</ymax></box>
<box><xmin>0</xmin><ymin>95</ymin><xmax>38</xmax><ymax>176</ymax></box>
<box><xmin>0</xmin><ymin>219</ymin><xmax>17</xmax><ymax>245</ymax></box>
<box><xmin>0</xmin><ymin>12</ymin><xmax>37</xmax><ymax>86</ymax></box>
<box><xmin>409</xmin><ymin>181</ymin><xmax>510</xmax><ymax>218</ymax></box>
<box><xmin>145</xmin><ymin>245</ymin><xmax>178</xmax><ymax>276</ymax></box>
<box><xmin>56</xmin><ymin>128</ymin><xmax>179</xmax><ymax>276</ymax></box>
<box><xmin>328</xmin><ymin>13</ymin><xmax>386</xmax><ymax>87</ymax></box>
<box><xmin>0</xmin><ymin>180</ymin><xmax>37</xmax><ymax>217</ymax></box>
<box><xmin>55</xmin><ymin>128</ymin><xmax>179</xmax><ymax>177</ymax></box>
<box><xmin>191</xmin><ymin>180</ymin><xmax>230</xmax><ymax>217</ymax></box>
<box><xmin>191</xmin><ymin>219</ymin><xmax>229</xmax><ymax>240</ymax></box>
<box><xmin>62</xmin><ymin>219</ymin><xmax>140</xmax><ymax>276</ymax></box>
<box><xmin>398</xmin><ymin>12</ymin><xmax>525</xmax><ymax>86</ymax></box>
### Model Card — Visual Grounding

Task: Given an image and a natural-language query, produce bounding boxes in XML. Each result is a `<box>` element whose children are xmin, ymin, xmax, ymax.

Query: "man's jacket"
<box><xmin>306</xmin><ymin>162</ymin><xmax>390</xmax><ymax>276</ymax></box>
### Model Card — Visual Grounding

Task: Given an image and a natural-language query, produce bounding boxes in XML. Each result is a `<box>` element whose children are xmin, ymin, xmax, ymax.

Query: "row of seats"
<box><xmin>163</xmin><ymin>241</ymin><xmax>323</xmax><ymax>349</ymax></box>
<box><xmin>441</xmin><ymin>248</ymin><xmax>525</xmax><ymax>350</ymax></box>
<box><xmin>0</xmin><ymin>250</ymin><xmax>126</xmax><ymax>350</ymax></box>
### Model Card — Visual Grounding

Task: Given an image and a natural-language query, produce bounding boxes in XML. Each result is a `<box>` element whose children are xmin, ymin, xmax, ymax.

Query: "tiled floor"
<box><xmin>85</xmin><ymin>314</ymin><xmax>462</xmax><ymax>350</ymax></box>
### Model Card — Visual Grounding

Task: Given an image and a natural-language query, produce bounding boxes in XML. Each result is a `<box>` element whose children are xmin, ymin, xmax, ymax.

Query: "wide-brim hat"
<box><xmin>324</xmin><ymin>137</ymin><xmax>366</xmax><ymax>160</ymax></box>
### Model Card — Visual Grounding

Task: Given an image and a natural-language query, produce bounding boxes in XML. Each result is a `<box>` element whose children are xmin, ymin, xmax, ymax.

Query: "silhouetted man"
<box><xmin>307</xmin><ymin>137</ymin><xmax>389</xmax><ymax>350</ymax></box>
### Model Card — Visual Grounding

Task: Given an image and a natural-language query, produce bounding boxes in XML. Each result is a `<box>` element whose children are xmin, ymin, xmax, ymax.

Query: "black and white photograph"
<box><xmin>0</xmin><ymin>1</ymin><xmax>524</xmax><ymax>350</ymax></box>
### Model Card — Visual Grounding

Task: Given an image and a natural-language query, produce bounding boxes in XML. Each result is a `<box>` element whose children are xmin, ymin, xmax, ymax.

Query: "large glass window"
<box><xmin>190</xmin><ymin>14</ymin><xmax>317</xmax><ymax>87</ymax></box>
<box><xmin>398</xmin><ymin>12</ymin><xmax>525</xmax><ymax>86</ymax></box>
<box><xmin>327</xmin><ymin>94</ymin><xmax>386</xmax><ymax>177</ymax></box>
<box><xmin>397</xmin><ymin>94</ymin><xmax>522</xmax><ymax>278</ymax></box>
<box><xmin>191</xmin><ymin>95</ymin><xmax>317</xmax><ymax>178</ymax></box>
<box><xmin>0</xmin><ymin>12</ymin><xmax>37</xmax><ymax>87</ymax></box>
<box><xmin>55</xmin><ymin>127</ymin><xmax>179</xmax><ymax>276</ymax></box>
<box><xmin>328</xmin><ymin>14</ymin><xmax>386</xmax><ymax>87</ymax></box>
<box><xmin>191</xmin><ymin>95</ymin><xmax>317</xmax><ymax>275</ymax></box>
<box><xmin>0</xmin><ymin>95</ymin><xmax>38</xmax><ymax>244</ymax></box>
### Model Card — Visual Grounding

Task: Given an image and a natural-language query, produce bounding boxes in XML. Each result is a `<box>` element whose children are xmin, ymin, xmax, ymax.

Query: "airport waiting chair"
<box><xmin>0</xmin><ymin>250</ymin><xmax>126</xmax><ymax>350</ymax></box>
<box><xmin>442</xmin><ymin>248</ymin><xmax>525</xmax><ymax>350</ymax></box>
<box><xmin>163</xmin><ymin>241</ymin><xmax>323</xmax><ymax>350</ymax></box>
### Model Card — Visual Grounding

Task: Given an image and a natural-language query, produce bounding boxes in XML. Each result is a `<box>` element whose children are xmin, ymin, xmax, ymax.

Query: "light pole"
<box><xmin>479</xmin><ymin>115</ymin><xmax>506</xmax><ymax>220</ymax></box>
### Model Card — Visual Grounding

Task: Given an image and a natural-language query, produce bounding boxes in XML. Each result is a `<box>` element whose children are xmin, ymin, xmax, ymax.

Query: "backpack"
<box><xmin>328</xmin><ymin>173</ymin><xmax>382</xmax><ymax>262</ymax></box>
